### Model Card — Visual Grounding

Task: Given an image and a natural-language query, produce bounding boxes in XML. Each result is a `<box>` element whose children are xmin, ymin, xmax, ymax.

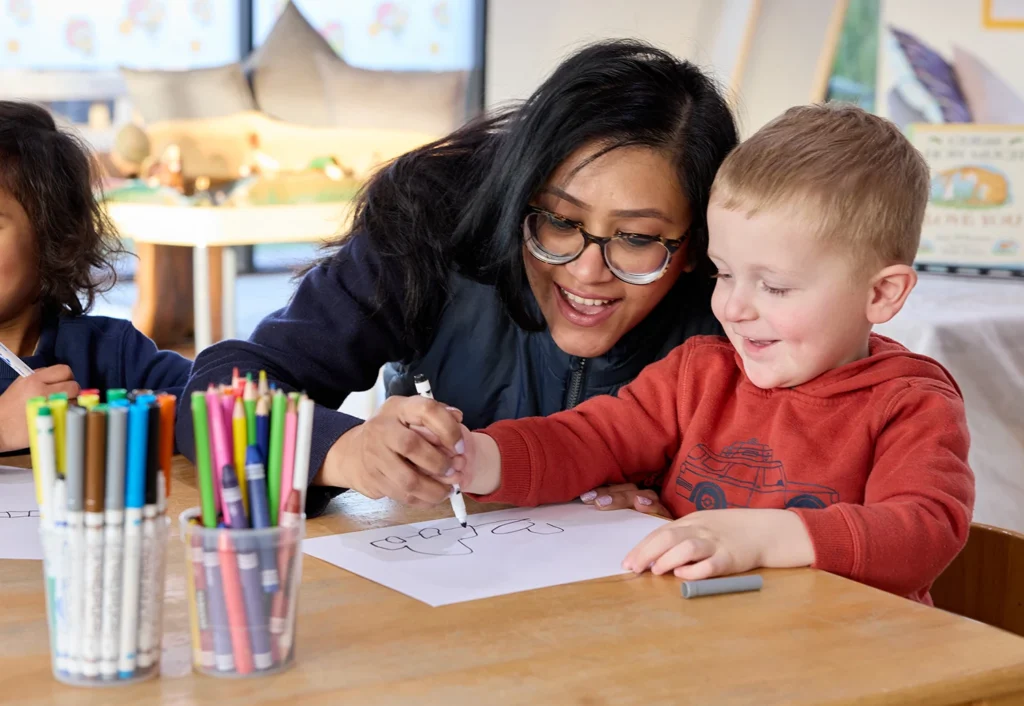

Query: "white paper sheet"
<box><xmin>303</xmin><ymin>503</ymin><xmax>668</xmax><ymax>606</ymax></box>
<box><xmin>0</xmin><ymin>465</ymin><xmax>42</xmax><ymax>560</ymax></box>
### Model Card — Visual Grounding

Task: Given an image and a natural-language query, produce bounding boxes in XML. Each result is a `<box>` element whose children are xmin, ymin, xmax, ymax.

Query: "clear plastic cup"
<box><xmin>179</xmin><ymin>507</ymin><xmax>305</xmax><ymax>677</ymax></box>
<box><xmin>40</xmin><ymin>515</ymin><xmax>169</xmax><ymax>686</ymax></box>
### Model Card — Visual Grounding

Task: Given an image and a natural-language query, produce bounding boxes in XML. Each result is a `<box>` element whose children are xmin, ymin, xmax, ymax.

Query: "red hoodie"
<box><xmin>479</xmin><ymin>334</ymin><xmax>974</xmax><ymax>603</ymax></box>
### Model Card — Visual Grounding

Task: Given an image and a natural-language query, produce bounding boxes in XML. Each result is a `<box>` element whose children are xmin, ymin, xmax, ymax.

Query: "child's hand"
<box><xmin>580</xmin><ymin>483</ymin><xmax>672</xmax><ymax>519</ymax></box>
<box><xmin>621</xmin><ymin>508</ymin><xmax>815</xmax><ymax>581</ymax></box>
<box><xmin>0</xmin><ymin>365</ymin><xmax>80</xmax><ymax>452</ymax></box>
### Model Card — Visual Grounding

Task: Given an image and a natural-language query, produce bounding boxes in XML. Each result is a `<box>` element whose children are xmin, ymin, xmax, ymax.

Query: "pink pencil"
<box><xmin>205</xmin><ymin>384</ymin><xmax>230</xmax><ymax>519</ymax></box>
<box><xmin>221</xmin><ymin>390</ymin><xmax>235</xmax><ymax>437</ymax></box>
<box><xmin>279</xmin><ymin>396</ymin><xmax>298</xmax><ymax>521</ymax></box>
<box><xmin>217</xmin><ymin>533</ymin><xmax>254</xmax><ymax>675</ymax></box>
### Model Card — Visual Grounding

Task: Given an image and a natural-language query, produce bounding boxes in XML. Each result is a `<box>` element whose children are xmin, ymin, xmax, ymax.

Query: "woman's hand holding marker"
<box><xmin>316</xmin><ymin>395</ymin><xmax>469</xmax><ymax>507</ymax></box>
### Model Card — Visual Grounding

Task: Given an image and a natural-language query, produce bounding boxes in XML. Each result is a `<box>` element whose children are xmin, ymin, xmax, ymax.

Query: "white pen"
<box><xmin>51</xmin><ymin>477</ymin><xmax>69</xmax><ymax>673</ymax></box>
<box><xmin>64</xmin><ymin>406</ymin><xmax>87</xmax><ymax>676</ymax></box>
<box><xmin>137</xmin><ymin>400</ymin><xmax>159</xmax><ymax>670</ymax></box>
<box><xmin>35</xmin><ymin>407</ymin><xmax>61</xmax><ymax>670</ymax></box>
<box><xmin>0</xmin><ymin>340</ymin><xmax>33</xmax><ymax>377</ymax></box>
<box><xmin>413</xmin><ymin>374</ymin><xmax>468</xmax><ymax>528</ymax></box>
<box><xmin>100</xmin><ymin>404</ymin><xmax>127</xmax><ymax>679</ymax></box>
<box><xmin>81</xmin><ymin>407</ymin><xmax>107</xmax><ymax>678</ymax></box>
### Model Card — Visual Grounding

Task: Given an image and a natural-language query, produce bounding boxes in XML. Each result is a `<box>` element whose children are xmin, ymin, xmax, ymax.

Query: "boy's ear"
<box><xmin>866</xmin><ymin>264</ymin><xmax>917</xmax><ymax>324</ymax></box>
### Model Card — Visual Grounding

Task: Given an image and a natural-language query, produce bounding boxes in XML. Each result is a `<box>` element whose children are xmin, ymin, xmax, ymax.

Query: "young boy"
<box><xmin>446</xmin><ymin>103</ymin><xmax>974</xmax><ymax>604</ymax></box>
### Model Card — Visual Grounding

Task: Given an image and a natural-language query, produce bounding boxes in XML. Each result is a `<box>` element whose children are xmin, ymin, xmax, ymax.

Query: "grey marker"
<box><xmin>65</xmin><ymin>406</ymin><xmax>87</xmax><ymax>511</ymax></box>
<box><xmin>681</xmin><ymin>574</ymin><xmax>763</xmax><ymax>599</ymax></box>
<box><xmin>104</xmin><ymin>405</ymin><xmax>128</xmax><ymax>511</ymax></box>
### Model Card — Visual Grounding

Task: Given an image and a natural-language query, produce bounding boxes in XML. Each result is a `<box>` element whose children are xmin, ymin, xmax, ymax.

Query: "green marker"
<box><xmin>190</xmin><ymin>392</ymin><xmax>217</xmax><ymax>528</ymax></box>
<box><xmin>267</xmin><ymin>389</ymin><xmax>288</xmax><ymax>525</ymax></box>
<box><xmin>106</xmin><ymin>388</ymin><xmax>127</xmax><ymax>403</ymax></box>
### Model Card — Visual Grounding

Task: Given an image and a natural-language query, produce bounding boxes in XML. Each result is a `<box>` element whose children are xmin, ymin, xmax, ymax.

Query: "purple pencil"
<box><xmin>221</xmin><ymin>465</ymin><xmax>273</xmax><ymax>669</ymax></box>
<box><xmin>202</xmin><ymin>535</ymin><xmax>235</xmax><ymax>672</ymax></box>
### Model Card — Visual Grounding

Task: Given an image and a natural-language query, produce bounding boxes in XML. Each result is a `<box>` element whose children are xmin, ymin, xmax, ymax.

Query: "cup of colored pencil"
<box><xmin>28</xmin><ymin>389</ymin><xmax>176</xmax><ymax>686</ymax></box>
<box><xmin>183</xmin><ymin>369</ymin><xmax>312</xmax><ymax>677</ymax></box>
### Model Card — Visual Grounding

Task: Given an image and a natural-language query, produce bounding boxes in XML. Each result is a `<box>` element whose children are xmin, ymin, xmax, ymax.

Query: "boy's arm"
<box><xmin>469</xmin><ymin>342</ymin><xmax>695</xmax><ymax>507</ymax></box>
<box><xmin>788</xmin><ymin>383</ymin><xmax>974</xmax><ymax>597</ymax></box>
<box><xmin>119</xmin><ymin>325</ymin><xmax>193</xmax><ymax>400</ymax></box>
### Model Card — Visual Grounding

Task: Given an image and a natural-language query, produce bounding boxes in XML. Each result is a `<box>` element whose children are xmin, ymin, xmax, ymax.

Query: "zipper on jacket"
<box><xmin>564</xmin><ymin>357</ymin><xmax>588</xmax><ymax>409</ymax></box>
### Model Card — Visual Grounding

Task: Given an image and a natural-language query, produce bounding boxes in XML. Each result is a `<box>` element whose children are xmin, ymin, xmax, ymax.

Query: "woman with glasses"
<box><xmin>176</xmin><ymin>39</ymin><xmax>738</xmax><ymax>515</ymax></box>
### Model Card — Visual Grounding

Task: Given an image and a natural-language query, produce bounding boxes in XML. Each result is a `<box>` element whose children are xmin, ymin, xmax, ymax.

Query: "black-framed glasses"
<box><xmin>524</xmin><ymin>206</ymin><xmax>686</xmax><ymax>285</ymax></box>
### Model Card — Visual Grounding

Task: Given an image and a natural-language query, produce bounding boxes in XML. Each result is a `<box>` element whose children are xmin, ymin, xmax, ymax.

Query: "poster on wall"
<box><xmin>907</xmin><ymin>124</ymin><xmax>1023</xmax><ymax>272</ymax></box>
<box><xmin>875</xmin><ymin>0</ymin><xmax>1024</xmax><ymax>273</ymax></box>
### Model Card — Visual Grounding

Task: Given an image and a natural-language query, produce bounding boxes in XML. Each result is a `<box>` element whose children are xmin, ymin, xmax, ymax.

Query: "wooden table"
<box><xmin>106</xmin><ymin>202</ymin><xmax>353</xmax><ymax>352</ymax></box>
<box><xmin>5</xmin><ymin>454</ymin><xmax>1024</xmax><ymax>705</ymax></box>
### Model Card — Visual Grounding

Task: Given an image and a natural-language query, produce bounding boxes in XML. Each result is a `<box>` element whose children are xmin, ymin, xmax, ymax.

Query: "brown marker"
<box><xmin>82</xmin><ymin>406</ymin><xmax>108</xmax><ymax>677</ymax></box>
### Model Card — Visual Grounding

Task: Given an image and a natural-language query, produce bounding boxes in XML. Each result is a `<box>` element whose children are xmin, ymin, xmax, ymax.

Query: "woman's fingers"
<box><xmin>633</xmin><ymin>493</ymin><xmax>672</xmax><ymax>520</ymax></box>
<box><xmin>384</xmin><ymin>423</ymin><xmax>455</xmax><ymax>480</ymax></box>
<box><xmin>395</xmin><ymin>396</ymin><xmax>465</xmax><ymax>456</ymax></box>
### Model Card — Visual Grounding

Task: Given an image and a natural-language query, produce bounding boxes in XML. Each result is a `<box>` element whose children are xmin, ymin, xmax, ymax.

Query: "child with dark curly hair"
<box><xmin>0</xmin><ymin>101</ymin><xmax>190</xmax><ymax>453</ymax></box>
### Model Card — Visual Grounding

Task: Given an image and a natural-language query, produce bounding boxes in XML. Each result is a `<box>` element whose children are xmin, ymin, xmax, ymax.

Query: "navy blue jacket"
<box><xmin>175</xmin><ymin>233</ymin><xmax>722</xmax><ymax>515</ymax></box>
<box><xmin>0</xmin><ymin>307</ymin><xmax>192</xmax><ymax>436</ymax></box>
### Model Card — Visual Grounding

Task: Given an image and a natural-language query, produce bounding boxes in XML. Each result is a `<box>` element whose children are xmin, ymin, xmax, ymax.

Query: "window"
<box><xmin>0</xmin><ymin>0</ymin><xmax>242</xmax><ymax>71</ymax></box>
<box><xmin>252</xmin><ymin>0</ymin><xmax>479</xmax><ymax>71</ymax></box>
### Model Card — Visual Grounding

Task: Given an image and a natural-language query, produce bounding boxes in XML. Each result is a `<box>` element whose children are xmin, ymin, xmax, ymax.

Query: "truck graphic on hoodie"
<box><xmin>675</xmin><ymin>439</ymin><xmax>840</xmax><ymax>510</ymax></box>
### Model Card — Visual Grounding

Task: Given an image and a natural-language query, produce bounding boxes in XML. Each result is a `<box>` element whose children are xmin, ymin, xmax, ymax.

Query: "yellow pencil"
<box><xmin>232</xmin><ymin>397</ymin><xmax>249</xmax><ymax>515</ymax></box>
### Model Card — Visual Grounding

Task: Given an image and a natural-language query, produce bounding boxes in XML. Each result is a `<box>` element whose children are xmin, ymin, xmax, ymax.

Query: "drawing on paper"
<box><xmin>371</xmin><ymin>518</ymin><xmax>564</xmax><ymax>557</ymax></box>
<box><xmin>0</xmin><ymin>509</ymin><xmax>39</xmax><ymax>518</ymax></box>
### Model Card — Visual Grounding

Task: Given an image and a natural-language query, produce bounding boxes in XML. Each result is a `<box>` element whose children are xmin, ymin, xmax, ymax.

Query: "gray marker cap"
<box><xmin>681</xmin><ymin>574</ymin><xmax>763</xmax><ymax>599</ymax></box>
<box><xmin>104</xmin><ymin>403</ymin><xmax>129</xmax><ymax>511</ymax></box>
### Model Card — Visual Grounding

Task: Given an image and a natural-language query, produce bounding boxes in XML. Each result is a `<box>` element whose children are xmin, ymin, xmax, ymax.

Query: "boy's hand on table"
<box><xmin>0</xmin><ymin>365</ymin><xmax>79</xmax><ymax>452</ymax></box>
<box><xmin>622</xmin><ymin>508</ymin><xmax>815</xmax><ymax>580</ymax></box>
<box><xmin>580</xmin><ymin>483</ymin><xmax>672</xmax><ymax>519</ymax></box>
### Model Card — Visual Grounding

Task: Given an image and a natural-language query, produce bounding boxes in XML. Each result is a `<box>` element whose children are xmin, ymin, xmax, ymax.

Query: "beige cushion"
<box><xmin>315</xmin><ymin>53</ymin><xmax>467</xmax><ymax>136</ymax></box>
<box><xmin>247</xmin><ymin>2</ymin><xmax>336</xmax><ymax>126</ymax></box>
<box><xmin>120</xmin><ymin>63</ymin><xmax>255</xmax><ymax>123</ymax></box>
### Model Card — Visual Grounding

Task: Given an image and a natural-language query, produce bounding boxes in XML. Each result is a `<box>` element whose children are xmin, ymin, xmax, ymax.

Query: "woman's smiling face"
<box><xmin>525</xmin><ymin>142</ymin><xmax>692</xmax><ymax>359</ymax></box>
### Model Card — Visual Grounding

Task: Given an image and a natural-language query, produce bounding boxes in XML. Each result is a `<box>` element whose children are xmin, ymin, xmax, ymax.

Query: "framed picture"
<box><xmin>982</xmin><ymin>0</ymin><xmax>1024</xmax><ymax>29</ymax></box>
<box><xmin>908</xmin><ymin>124</ymin><xmax>1024</xmax><ymax>273</ymax></box>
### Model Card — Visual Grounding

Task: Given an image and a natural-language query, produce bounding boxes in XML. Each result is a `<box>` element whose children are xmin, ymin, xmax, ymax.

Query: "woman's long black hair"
<box><xmin>318</xmin><ymin>39</ymin><xmax>738</xmax><ymax>350</ymax></box>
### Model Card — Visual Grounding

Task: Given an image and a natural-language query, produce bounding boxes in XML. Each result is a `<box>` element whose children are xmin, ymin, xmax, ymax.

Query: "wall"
<box><xmin>484</xmin><ymin>0</ymin><xmax>717</xmax><ymax>109</ymax></box>
<box><xmin>484</xmin><ymin>0</ymin><xmax>845</xmax><ymax>138</ymax></box>
<box><xmin>732</xmin><ymin>0</ymin><xmax>844</xmax><ymax>136</ymax></box>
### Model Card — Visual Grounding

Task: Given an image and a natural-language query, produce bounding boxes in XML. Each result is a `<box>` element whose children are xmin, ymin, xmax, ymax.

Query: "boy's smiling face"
<box><xmin>707</xmin><ymin>199</ymin><xmax>875</xmax><ymax>389</ymax></box>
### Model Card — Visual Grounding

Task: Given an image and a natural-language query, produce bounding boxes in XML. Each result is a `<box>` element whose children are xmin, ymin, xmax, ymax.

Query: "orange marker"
<box><xmin>157</xmin><ymin>394</ymin><xmax>175</xmax><ymax>498</ymax></box>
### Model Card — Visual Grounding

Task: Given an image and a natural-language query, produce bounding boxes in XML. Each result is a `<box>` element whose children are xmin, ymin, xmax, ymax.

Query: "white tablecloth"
<box><xmin>877</xmin><ymin>274</ymin><xmax>1024</xmax><ymax>532</ymax></box>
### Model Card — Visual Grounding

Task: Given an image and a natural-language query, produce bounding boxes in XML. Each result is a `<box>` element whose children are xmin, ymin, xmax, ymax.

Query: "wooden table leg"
<box><xmin>132</xmin><ymin>243</ymin><xmax>224</xmax><ymax>349</ymax></box>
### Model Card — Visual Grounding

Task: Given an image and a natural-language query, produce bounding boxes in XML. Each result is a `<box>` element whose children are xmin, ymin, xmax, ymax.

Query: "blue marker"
<box><xmin>245</xmin><ymin>445</ymin><xmax>279</xmax><ymax>593</ymax></box>
<box><xmin>117</xmin><ymin>401</ymin><xmax>148</xmax><ymax>678</ymax></box>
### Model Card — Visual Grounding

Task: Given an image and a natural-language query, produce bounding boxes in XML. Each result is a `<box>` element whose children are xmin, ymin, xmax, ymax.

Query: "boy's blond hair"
<box><xmin>711</xmin><ymin>103</ymin><xmax>930</xmax><ymax>270</ymax></box>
